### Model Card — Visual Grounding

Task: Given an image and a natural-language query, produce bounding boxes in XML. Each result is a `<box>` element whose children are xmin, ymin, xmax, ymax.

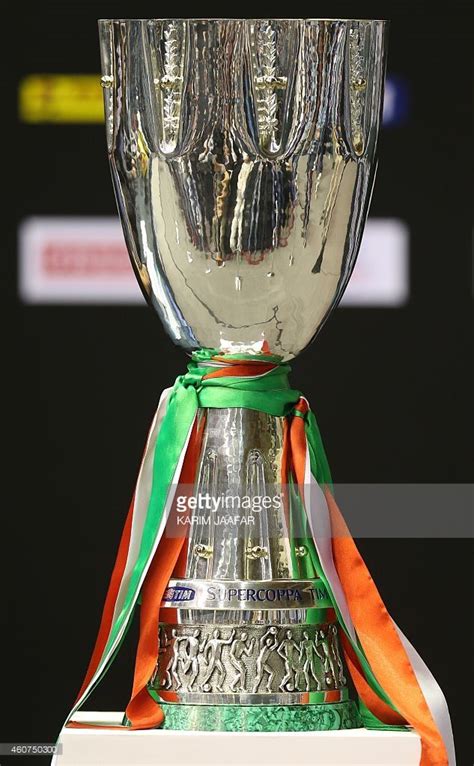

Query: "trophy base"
<box><xmin>153</xmin><ymin>700</ymin><xmax>361</xmax><ymax>732</ymax></box>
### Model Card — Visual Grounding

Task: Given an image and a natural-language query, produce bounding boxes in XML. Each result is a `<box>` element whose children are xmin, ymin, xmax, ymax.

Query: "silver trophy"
<box><xmin>98</xmin><ymin>18</ymin><xmax>387</xmax><ymax>732</ymax></box>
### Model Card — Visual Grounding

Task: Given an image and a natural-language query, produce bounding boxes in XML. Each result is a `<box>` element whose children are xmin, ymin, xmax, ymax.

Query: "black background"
<box><xmin>3</xmin><ymin>3</ymin><xmax>472</xmax><ymax>765</ymax></box>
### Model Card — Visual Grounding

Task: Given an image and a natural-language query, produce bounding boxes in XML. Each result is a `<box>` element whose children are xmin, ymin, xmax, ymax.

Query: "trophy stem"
<box><xmin>150</xmin><ymin>407</ymin><xmax>357</xmax><ymax>730</ymax></box>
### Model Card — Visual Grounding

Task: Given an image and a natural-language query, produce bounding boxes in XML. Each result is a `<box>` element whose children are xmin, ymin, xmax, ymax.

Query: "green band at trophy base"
<box><xmin>156</xmin><ymin>701</ymin><xmax>362</xmax><ymax>732</ymax></box>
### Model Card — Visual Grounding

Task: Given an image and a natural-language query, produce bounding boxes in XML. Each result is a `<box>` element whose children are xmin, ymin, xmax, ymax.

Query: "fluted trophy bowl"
<box><xmin>99</xmin><ymin>18</ymin><xmax>387</xmax><ymax>359</ymax></box>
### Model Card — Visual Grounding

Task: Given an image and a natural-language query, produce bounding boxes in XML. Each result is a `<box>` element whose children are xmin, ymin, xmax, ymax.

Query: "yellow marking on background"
<box><xmin>19</xmin><ymin>74</ymin><xmax>104</xmax><ymax>123</ymax></box>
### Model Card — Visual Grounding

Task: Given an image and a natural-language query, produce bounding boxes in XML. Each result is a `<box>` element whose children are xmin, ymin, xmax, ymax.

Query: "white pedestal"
<box><xmin>56</xmin><ymin>713</ymin><xmax>421</xmax><ymax>765</ymax></box>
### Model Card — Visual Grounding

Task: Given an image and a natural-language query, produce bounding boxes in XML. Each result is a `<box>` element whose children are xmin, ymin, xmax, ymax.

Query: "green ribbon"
<box><xmin>178</xmin><ymin>350</ymin><xmax>300</xmax><ymax>415</ymax></box>
<box><xmin>99</xmin><ymin>351</ymin><xmax>303</xmax><ymax>675</ymax></box>
<box><xmin>302</xmin><ymin>418</ymin><xmax>400</xmax><ymax>718</ymax></box>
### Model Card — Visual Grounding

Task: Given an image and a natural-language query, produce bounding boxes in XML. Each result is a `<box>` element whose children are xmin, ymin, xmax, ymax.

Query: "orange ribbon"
<box><xmin>125</xmin><ymin>416</ymin><xmax>204</xmax><ymax>728</ymax></box>
<box><xmin>328</xmin><ymin>491</ymin><xmax>448</xmax><ymax>766</ymax></box>
<box><xmin>289</xmin><ymin>397</ymin><xmax>448</xmax><ymax>766</ymax></box>
<box><xmin>73</xmin><ymin>497</ymin><xmax>134</xmax><ymax>706</ymax></box>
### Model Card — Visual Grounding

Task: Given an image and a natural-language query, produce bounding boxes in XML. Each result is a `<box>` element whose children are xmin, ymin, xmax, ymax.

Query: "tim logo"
<box><xmin>163</xmin><ymin>586</ymin><xmax>195</xmax><ymax>603</ymax></box>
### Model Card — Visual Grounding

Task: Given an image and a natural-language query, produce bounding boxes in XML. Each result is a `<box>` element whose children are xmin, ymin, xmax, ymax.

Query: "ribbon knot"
<box><xmin>168</xmin><ymin>348</ymin><xmax>300</xmax><ymax>416</ymax></box>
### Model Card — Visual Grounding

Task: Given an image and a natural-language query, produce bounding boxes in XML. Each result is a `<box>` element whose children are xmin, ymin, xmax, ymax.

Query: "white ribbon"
<box><xmin>110</xmin><ymin>387</ymin><xmax>172</xmax><ymax>628</ymax></box>
<box><xmin>303</xmin><ymin>444</ymin><xmax>357</xmax><ymax>643</ymax></box>
<box><xmin>395</xmin><ymin>624</ymin><xmax>456</xmax><ymax>765</ymax></box>
<box><xmin>61</xmin><ymin>390</ymin><xmax>196</xmax><ymax>724</ymax></box>
<box><xmin>303</xmin><ymin>439</ymin><xmax>455</xmax><ymax>765</ymax></box>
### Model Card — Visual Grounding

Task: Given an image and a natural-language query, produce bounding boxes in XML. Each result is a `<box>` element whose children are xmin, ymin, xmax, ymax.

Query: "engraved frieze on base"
<box><xmin>150</xmin><ymin>622</ymin><xmax>347</xmax><ymax>701</ymax></box>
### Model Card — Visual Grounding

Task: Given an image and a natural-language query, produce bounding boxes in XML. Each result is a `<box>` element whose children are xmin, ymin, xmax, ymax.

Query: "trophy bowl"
<box><xmin>99</xmin><ymin>18</ymin><xmax>387</xmax><ymax>359</ymax></box>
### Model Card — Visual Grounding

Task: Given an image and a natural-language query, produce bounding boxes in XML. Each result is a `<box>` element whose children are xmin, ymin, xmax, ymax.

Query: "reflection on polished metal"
<box><xmin>150</xmin><ymin>622</ymin><xmax>347</xmax><ymax>701</ymax></box>
<box><xmin>99</xmin><ymin>18</ymin><xmax>387</xmax><ymax>360</ymax></box>
<box><xmin>99</xmin><ymin>17</ymin><xmax>387</xmax><ymax>732</ymax></box>
<box><xmin>184</xmin><ymin>408</ymin><xmax>290</xmax><ymax>581</ymax></box>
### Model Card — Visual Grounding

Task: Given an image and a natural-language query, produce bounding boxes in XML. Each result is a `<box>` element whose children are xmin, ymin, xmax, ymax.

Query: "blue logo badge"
<box><xmin>163</xmin><ymin>586</ymin><xmax>195</xmax><ymax>602</ymax></box>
